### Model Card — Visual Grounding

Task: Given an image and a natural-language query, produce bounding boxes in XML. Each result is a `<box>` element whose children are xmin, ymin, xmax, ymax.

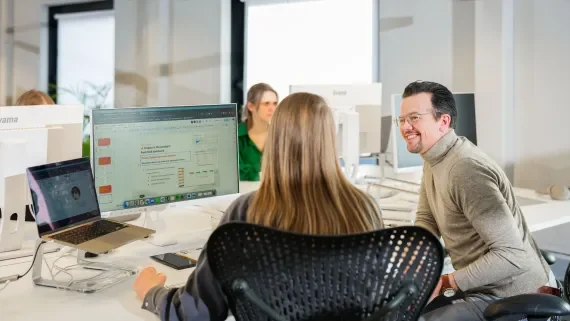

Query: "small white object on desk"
<box><xmin>143</xmin><ymin>208</ymin><xmax>178</xmax><ymax>247</ymax></box>
<box><xmin>146</xmin><ymin>234</ymin><xmax>178</xmax><ymax>247</ymax></box>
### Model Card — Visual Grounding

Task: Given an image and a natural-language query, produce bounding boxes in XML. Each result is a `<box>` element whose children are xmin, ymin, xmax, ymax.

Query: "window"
<box><xmin>54</xmin><ymin>10</ymin><xmax>115</xmax><ymax>109</ymax></box>
<box><xmin>245</xmin><ymin>0</ymin><xmax>376</xmax><ymax>100</ymax></box>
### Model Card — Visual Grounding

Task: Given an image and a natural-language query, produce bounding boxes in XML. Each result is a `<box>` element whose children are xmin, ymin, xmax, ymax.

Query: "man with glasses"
<box><xmin>397</xmin><ymin>81</ymin><xmax>557</xmax><ymax>320</ymax></box>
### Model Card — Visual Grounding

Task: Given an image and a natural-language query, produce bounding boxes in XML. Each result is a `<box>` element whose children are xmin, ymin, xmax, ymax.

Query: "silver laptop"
<box><xmin>27</xmin><ymin>158</ymin><xmax>155</xmax><ymax>254</ymax></box>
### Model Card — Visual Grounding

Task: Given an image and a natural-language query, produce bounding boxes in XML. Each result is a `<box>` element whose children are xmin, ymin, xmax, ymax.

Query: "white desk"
<box><xmin>1</xmin><ymin>172</ymin><xmax>569</xmax><ymax>321</ymax></box>
<box><xmin>0</xmin><ymin>207</ymin><xmax>214</xmax><ymax>321</ymax></box>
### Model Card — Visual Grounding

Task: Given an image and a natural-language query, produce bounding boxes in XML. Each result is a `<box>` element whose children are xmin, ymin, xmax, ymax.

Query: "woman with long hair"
<box><xmin>134</xmin><ymin>92</ymin><xmax>384</xmax><ymax>321</ymax></box>
<box><xmin>238</xmin><ymin>83</ymin><xmax>278</xmax><ymax>181</ymax></box>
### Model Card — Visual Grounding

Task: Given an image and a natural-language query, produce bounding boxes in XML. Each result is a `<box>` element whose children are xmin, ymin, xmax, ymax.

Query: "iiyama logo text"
<box><xmin>332</xmin><ymin>90</ymin><xmax>347</xmax><ymax>96</ymax></box>
<box><xmin>0</xmin><ymin>117</ymin><xmax>18</xmax><ymax>124</ymax></box>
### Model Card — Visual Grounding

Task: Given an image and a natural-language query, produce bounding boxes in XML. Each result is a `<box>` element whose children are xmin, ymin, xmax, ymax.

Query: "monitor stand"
<box><xmin>31</xmin><ymin>239</ymin><xmax>137</xmax><ymax>293</ymax></box>
<box><xmin>143</xmin><ymin>205</ymin><xmax>178</xmax><ymax>247</ymax></box>
<box><xmin>104</xmin><ymin>209</ymin><xmax>142</xmax><ymax>223</ymax></box>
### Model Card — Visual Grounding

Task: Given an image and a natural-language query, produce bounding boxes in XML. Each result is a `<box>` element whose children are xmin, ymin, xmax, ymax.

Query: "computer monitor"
<box><xmin>0</xmin><ymin>105</ymin><xmax>83</xmax><ymax>259</ymax></box>
<box><xmin>0</xmin><ymin>105</ymin><xmax>84</xmax><ymax>163</ymax></box>
<box><xmin>90</xmin><ymin>105</ymin><xmax>239</xmax><ymax>218</ymax></box>
<box><xmin>289</xmin><ymin>84</ymin><xmax>383</xmax><ymax>155</ymax></box>
<box><xmin>453</xmin><ymin>93</ymin><xmax>477</xmax><ymax>145</ymax></box>
<box><xmin>390</xmin><ymin>93</ymin><xmax>478</xmax><ymax>173</ymax></box>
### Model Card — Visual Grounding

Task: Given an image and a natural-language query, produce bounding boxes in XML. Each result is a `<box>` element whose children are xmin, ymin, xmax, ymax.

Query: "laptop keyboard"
<box><xmin>51</xmin><ymin>220</ymin><xmax>127</xmax><ymax>245</ymax></box>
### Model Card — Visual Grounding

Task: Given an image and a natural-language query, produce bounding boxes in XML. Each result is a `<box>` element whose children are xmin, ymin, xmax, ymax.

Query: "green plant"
<box><xmin>49</xmin><ymin>82</ymin><xmax>113</xmax><ymax>158</ymax></box>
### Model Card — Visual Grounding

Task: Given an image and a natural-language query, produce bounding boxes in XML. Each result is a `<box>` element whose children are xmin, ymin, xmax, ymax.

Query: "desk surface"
<box><xmin>1</xmin><ymin>170</ymin><xmax>569</xmax><ymax>321</ymax></box>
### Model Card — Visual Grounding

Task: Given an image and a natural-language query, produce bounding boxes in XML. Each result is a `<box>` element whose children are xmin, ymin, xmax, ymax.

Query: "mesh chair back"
<box><xmin>207</xmin><ymin>223</ymin><xmax>443</xmax><ymax>321</ymax></box>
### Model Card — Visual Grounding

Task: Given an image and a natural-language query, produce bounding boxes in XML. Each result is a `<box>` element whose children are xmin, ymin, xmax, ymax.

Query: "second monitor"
<box><xmin>91</xmin><ymin>105</ymin><xmax>239</xmax><ymax>217</ymax></box>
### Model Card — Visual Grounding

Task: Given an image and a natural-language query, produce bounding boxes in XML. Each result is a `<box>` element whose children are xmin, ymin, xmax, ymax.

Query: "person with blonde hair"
<box><xmin>14</xmin><ymin>89</ymin><xmax>55</xmax><ymax>106</ymax></box>
<box><xmin>133</xmin><ymin>92</ymin><xmax>384</xmax><ymax>321</ymax></box>
<box><xmin>238</xmin><ymin>83</ymin><xmax>278</xmax><ymax>181</ymax></box>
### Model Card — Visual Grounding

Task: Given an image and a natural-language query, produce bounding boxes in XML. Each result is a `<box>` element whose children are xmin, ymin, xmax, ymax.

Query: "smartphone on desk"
<box><xmin>150</xmin><ymin>253</ymin><xmax>197</xmax><ymax>270</ymax></box>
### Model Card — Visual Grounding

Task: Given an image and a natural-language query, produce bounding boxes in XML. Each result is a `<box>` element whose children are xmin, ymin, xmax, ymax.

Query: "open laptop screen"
<box><xmin>27</xmin><ymin>158</ymin><xmax>101</xmax><ymax>236</ymax></box>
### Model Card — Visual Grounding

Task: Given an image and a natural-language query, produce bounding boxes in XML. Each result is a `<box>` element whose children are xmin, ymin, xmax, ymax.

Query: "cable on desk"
<box><xmin>0</xmin><ymin>240</ymin><xmax>46</xmax><ymax>292</ymax></box>
<box><xmin>0</xmin><ymin>280</ymin><xmax>10</xmax><ymax>292</ymax></box>
<box><xmin>17</xmin><ymin>241</ymin><xmax>45</xmax><ymax>280</ymax></box>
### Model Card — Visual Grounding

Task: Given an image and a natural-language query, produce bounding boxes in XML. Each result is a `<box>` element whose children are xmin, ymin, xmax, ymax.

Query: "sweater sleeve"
<box><xmin>448</xmin><ymin>158</ymin><xmax>530</xmax><ymax>291</ymax></box>
<box><xmin>414</xmin><ymin>174</ymin><xmax>440</xmax><ymax>238</ymax></box>
<box><xmin>142</xmin><ymin>193</ymin><xmax>254</xmax><ymax>321</ymax></box>
<box><xmin>238</xmin><ymin>137</ymin><xmax>260</xmax><ymax>182</ymax></box>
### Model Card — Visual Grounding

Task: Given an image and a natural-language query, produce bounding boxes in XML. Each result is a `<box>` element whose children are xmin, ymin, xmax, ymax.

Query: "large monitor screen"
<box><xmin>91</xmin><ymin>105</ymin><xmax>239</xmax><ymax>213</ymax></box>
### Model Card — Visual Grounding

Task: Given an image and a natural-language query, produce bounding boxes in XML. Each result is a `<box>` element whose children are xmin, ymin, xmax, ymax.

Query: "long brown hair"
<box><xmin>247</xmin><ymin>92</ymin><xmax>383</xmax><ymax>235</ymax></box>
<box><xmin>15</xmin><ymin>89</ymin><xmax>55</xmax><ymax>106</ymax></box>
<box><xmin>242</xmin><ymin>83</ymin><xmax>278</xmax><ymax>129</ymax></box>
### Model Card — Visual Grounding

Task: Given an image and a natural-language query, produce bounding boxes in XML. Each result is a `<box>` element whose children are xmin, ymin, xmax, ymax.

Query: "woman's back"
<box><xmin>247</xmin><ymin>92</ymin><xmax>383</xmax><ymax>234</ymax></box>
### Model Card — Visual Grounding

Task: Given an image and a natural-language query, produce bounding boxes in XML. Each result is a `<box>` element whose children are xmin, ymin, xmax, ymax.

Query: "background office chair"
<box><xmin>483</xmin><ymin>250</ymin><xmax>570</xmax><ymax>321</ymax></box>
<box><xmin>207</xmin><ymin>223</ymin><xmax>444</xmax><ymax>321</ymax></box>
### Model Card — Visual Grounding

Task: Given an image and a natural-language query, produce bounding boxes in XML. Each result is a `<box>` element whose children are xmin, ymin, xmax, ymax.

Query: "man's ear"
<box><xmin>440</xmin><ymin>114</ymin><xmax>451</xmax><ymax>130</ymax></box>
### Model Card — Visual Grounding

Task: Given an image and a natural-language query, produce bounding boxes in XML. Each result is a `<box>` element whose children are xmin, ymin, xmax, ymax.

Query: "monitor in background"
<box><xmin>453</xmin><ymin>93</ymin><xmax>477</xmax><ymax>145</ymax></box>
<box><xmin>289</xmin><ymin>84</ymin><xmax>383</xmax><ymax>155</ymax></box>
<box><xmin>91</xmin><ymin>105</ymin><xmax>240</xmax><ymax>219</ymax></box>
<box><xmin>0</xmin><ymin>105</ymin><xmax>83</xmax><ymax>259</ymax></box>
<box><xmin>0</xmin><ymin>105</ymin><xmax>84</xmax><ymax>163</ymax></box>
<box><xmin>390</xmin><ymin>93</ymin><xmax>478</xmax><ymax>174</ymax></box>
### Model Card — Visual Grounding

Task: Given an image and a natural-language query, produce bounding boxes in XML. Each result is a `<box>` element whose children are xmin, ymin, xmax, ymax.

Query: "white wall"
<box><xmin>473</xmin><ymin>0</ymin><xmax>516</xmax><ymax>181</ymax></box>
<box><xmin>379</xmin><ymin>0</ymin><xmax>453</xmax><ymax>116</ymax></box>
<box><xmin>114</xmin><ymin>0</ymin><xmax>231</xmax><ymax>108</ymax></box>
<box><xmin>513</xmin><ymin>0</ymin><xmax>570</xmax><ymax>189</ymax></box>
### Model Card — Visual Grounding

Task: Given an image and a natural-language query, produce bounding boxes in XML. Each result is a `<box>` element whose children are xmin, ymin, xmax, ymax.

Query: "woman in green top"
<box><xmin>238</xmin><ymin>83</ymin><xmax>279</xmax><ymax>181</ymax></box>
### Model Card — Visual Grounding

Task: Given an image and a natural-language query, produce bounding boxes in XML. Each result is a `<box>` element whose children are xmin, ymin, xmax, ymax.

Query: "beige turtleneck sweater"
<box><xmin>415</xmin><ymin>129</ymin><xmax>550</xmax><ymax>297</ymax></box>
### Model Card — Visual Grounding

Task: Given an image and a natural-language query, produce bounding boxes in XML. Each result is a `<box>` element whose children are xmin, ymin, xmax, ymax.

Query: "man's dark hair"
<box><xmin>402</xmin><ymin>81</ymin><xmax>457</xmax><ymax>129</ymax></box>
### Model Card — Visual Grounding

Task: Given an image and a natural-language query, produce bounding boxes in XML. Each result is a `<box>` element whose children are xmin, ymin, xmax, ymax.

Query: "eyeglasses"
<box><xmin>393</xmin><ymin>112</ymin><xmax>432</xmax><ymax>127</ymax></box>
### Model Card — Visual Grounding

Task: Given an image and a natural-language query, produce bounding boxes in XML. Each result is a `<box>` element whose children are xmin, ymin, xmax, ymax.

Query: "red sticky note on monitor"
<box><xmin>98</xmin><ymin>157</ymin><xmax>111</xmax><ymax>166</ymax></box>
<box><xmin>99</xmin><ymin>185</ymin><xmax>112</xmax><ymax>194</ymax></box>
<box><xmin>98</xmin><ymin>138</ymin><xmax>111</xmax><ymax>146</ymax></box>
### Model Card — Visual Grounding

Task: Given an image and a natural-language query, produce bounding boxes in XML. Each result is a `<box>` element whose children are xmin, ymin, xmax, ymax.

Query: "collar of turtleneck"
<box><xmin>420</xmin><ymin>129</ymin><xmax>459</xmax><ymax>167</ymax></box>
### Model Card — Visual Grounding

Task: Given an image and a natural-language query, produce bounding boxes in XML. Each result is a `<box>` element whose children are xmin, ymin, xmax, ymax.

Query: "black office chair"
<box><xmin>484</xmin><ymin>250</ymin><xmax>570</xmax><ymax>321</ymax></box>
<box><xmin>207</xmin><ymin>223</ymin><xmax>444</xmax><ymax>321</ymax></box>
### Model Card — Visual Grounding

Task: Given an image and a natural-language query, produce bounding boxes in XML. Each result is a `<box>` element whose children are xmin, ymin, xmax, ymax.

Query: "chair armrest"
<box><xmin>483</xmin><ymin>294</ymin><xmax>570</xmax><ymax>320</ymax></box>
<box><xmin>232</xmin><ymin>279</ymin><xmax>287</xmax><ymax>321</ymax></box>
<box><xmin>366</xmin><ymin>282</ymin><xmax>419</xmax><ymax>321</ymax></box>
<box><xmin>541</xmin><ymin>249</ymin><xmax>556</xmax><ymax>265</ymax></box>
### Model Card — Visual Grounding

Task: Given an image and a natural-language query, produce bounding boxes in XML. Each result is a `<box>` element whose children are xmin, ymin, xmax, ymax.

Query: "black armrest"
<box><xmin>366</xmin><ymin>282</ymin><xmax>419</xmax><ymax>321</ymax></box>
<box><xmin>541</xmin><ymin>249</ymin><xmax>556</xmax><ymax>265</ymax></box>
<box><xmin>232</xmin><ymin>279</ymin><xmax>287</xmax><ymax>321</ymax></box>
<box><xmin>483</xmin><ymin>294</ymin><xmax>570</xmax><ymax>320</ymax></box>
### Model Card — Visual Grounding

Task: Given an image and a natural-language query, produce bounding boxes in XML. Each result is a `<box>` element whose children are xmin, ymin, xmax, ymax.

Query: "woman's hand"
<box><xmin>134</xmin><ymin>267</ymin><xmax>167</xmax><ymax>300</ymax></box>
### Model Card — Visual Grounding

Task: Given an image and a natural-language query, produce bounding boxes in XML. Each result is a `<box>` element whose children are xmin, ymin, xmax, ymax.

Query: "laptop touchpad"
<box><xmin>99</xmin><ymin>230</ymin><xmax>138</xmax><ymax>246</ymax></box>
